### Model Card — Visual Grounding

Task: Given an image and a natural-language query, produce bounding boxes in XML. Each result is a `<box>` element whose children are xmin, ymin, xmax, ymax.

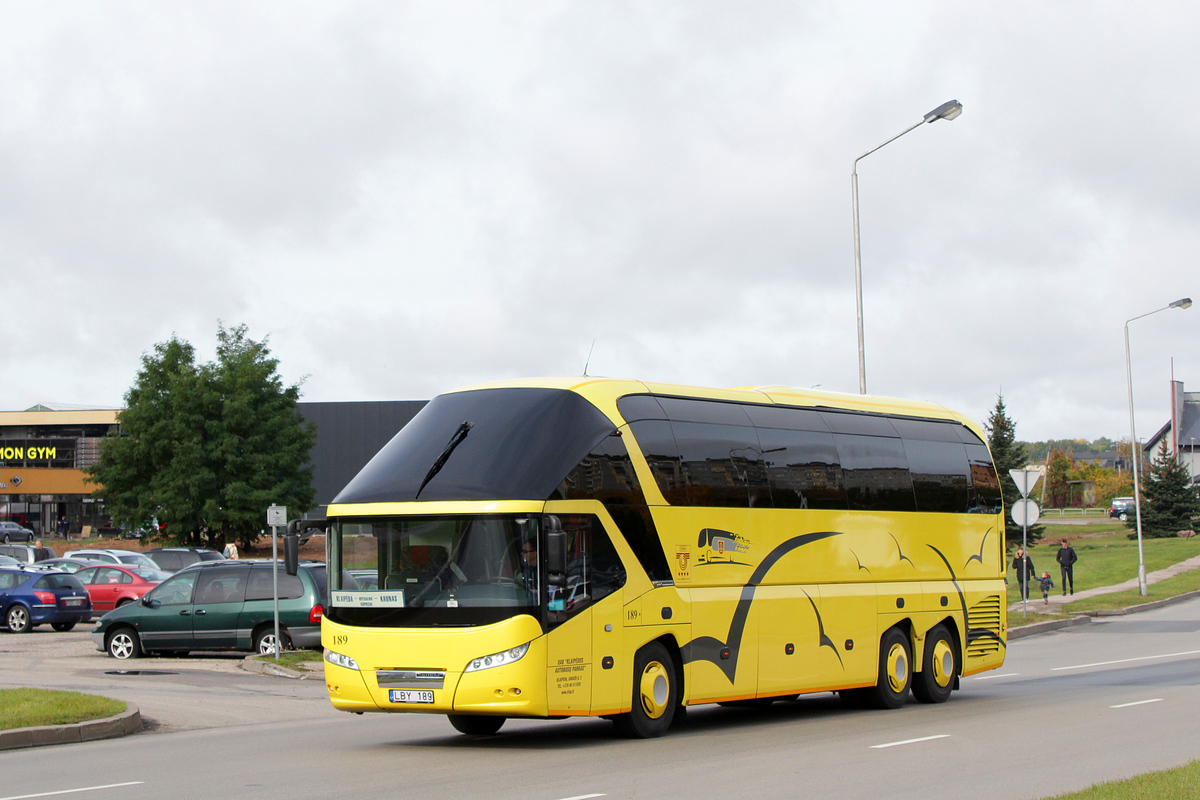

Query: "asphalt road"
<box><xmin>2</xmin><ymin>599</ymin><xmax>1200</xmax><ymax>800</ymax></box>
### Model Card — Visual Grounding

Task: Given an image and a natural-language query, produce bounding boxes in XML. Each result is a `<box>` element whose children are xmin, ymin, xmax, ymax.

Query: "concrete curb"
<box><xmin>1074</xmin><ymin>588</ymin><xmax>1200</xmax><ymax>617</ymax></box>
<box><xmin>1008</xmin><ymin>615</ymin><xmax>1091</xmax><ymax>640</ymax></box>
<box><xmin>1008</xmin><ymin>588</ymin><xmax>1200</xmax><ymax>639</ymax></box>
<box><xmin>0</xmin><ymin>704</ymin><xmax>141</xmax><ymax>751</ymax></box>
<box><xmin>239</xmin><ymin>655</ymin><xmax>308</xmax><ymax>680</ymax></box>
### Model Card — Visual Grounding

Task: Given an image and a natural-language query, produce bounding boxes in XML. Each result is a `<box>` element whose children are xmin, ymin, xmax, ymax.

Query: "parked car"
<box><xmin>62</xmin><ymin>548</ymin><xmax>159</xmax><ymax>570</ymax></box>
<box><xmin>142</xmin><ymin>547</ymin><xmax>226</xmax><ymax>574</ymax></box>
<box><xmin>93</xmin><ymin>560</ymin><xmax>328</xmax><ymax>659</ymax></box>
<box><xmin>0</xmin><ymin>521</ymin><xmax>35</xmax><ymax>543</ymax></box>
<box><xmin>38</xmin><ymin>557</ymin><xmax>105</xmax><ymax>573</ymax></box>
<box><xmin>74</xmin><ymin>564</ymin><xmax>170</xmax><ymax>612</ymax></box>
<box><xmin>0</xmin><ymin>567</ymin><xmax>93</xmax><ymax>632</ymax></box>
<box><xmin>1110</xmin><ymin>497</ymin><xmax>1135</xmax><ymax>521</ymax></box>
<box><xmin>0</xmin><ymin>555</ymin><xmax>20</xmax><ymax>567</ymax></box>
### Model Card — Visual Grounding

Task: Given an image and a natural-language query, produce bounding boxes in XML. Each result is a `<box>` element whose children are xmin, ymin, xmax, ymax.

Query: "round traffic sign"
<box><xmin>1011</xmin><ymin>498</ymin><xmax>1040</xmax><ymax>527</ymax></box>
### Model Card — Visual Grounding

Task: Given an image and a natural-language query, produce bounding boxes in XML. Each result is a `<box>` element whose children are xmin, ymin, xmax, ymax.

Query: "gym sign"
<box><xmin>0</xmin><ymin>440</ymin><xmax>74</xmax><ymax>468</ymax></box>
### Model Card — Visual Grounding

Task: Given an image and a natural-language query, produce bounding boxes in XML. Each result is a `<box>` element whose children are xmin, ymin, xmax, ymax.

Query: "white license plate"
<box><xmin>63</xmin><ymin>598</ymin><xmax>83</xmax><ymax>606</ymax></box>
<box><xmin>389</xmin><ymin>689</ymin><xmax>434</xmax><ymax>704</ymax></box>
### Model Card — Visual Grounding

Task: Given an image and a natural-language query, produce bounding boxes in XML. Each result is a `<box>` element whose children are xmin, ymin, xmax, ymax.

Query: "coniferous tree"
<box><xmin>1131</xmin><ymin>441</ymin><xmax>1200</xmax><ymax>537</ymax></box>
<box><xmin>984</xmin><ymin>394</ymin><xmax>1044</xmax><ymax>545</ymax></box>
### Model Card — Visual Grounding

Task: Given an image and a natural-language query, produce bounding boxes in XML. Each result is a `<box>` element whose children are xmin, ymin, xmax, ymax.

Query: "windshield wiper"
<box><xmin>414</xmin><ymin>421</ymin><xmax>473</xmax><ymax>500</ymax></box>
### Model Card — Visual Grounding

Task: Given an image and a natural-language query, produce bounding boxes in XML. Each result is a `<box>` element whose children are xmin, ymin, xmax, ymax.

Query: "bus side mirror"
<box><xmin>284</xmin><ymin>534</ymin><xmax>299</xmax><ymax>576</ymax></box>
<box><xmin>546</xmin><ymin>520</ymin><xmax>566</xmax><ymax>587</ymax></box>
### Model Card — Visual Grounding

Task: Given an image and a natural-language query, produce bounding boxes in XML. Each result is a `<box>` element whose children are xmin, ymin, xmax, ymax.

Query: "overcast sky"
<box><xmin>5</xmin><ymin>2</ymin><xmax>1197</xmax><ymax>444</ymax></box>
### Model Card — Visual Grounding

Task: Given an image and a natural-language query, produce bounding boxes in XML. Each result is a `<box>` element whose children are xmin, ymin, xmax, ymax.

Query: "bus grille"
<box><xmin>966</xmin><ymin>595</ymin><xmax>1003</xmax><ymax>658</ymax></box>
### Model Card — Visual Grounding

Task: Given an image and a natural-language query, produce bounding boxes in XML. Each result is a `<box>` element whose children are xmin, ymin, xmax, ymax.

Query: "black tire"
<box><xmin>859</xmin><ymin>627</ymin><xmax>912</xmax><ymax>710</ymax></box>
<box><xmin>447</xmin><ymin>715</ymin><xmax>506</xmax><ymax>735</ymax></box>
<box><xmin>612</xmin><ymin>641</ymin><xmax>679</xmax><ymax>738</ymax></box>
<box><xmin>6</xmin><ymin>604</ymin><xmax>32</xmax><ymax>633</ymax></box>
<box><xmin>2</xmin><ymin>534</ymin><xmax>9</xmax><ymax>544</ymax></box>
<box><xmin>115</xmin><ymin>598</ymin><xmax>133</xmax><ymax>608</ymax></box>
<box><xmin>106</xmin><ymin>627</ymin><xmax>142</xmax><ymax>660</ymax></box>
<box><xmin>912</xmin><ymin>624</ymin><xmax>958</xmax><ymax>704</ymax></box>
<box><xmin>52</xmin><ymin>621</ymin><xmax>77</xmax><ymax>632</ymax></box>
<box><xmin>254</xmin><ymin>627</ymin><xmax>292</xmax><ymax>655</ymax></box>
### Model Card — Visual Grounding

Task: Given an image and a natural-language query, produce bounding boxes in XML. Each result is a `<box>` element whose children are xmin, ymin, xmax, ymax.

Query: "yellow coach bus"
<box><xmin>321</xmin><ymin>378</ymin><xmax>1007</xmax><ymax>738</ymax></box>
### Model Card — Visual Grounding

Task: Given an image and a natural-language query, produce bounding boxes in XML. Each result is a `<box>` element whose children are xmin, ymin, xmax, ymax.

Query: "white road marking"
<box><xmin>870</xmin><ymin>734</ymin><xmax>950</xmax><ymax>749</ymax></box>
<box><xmin>557</xmin><ymin>795</ymin><xmax>605</xmax><ymax>800</ymax></box>
<box><xmin>1110</xmin><ymin>699</ymin><xmax>1163</xmax><ymax>709</ymax></box>
<box><xmin>1051</xmin><ymin>649</ymin><xmax>1200</xmax><ymax>671</ymax></box>
<box><xmin>0</xmin><ymin>782</ymin><xmax>145</xmax><ymax>800</ymax></box>
<box><xmin>972</xmin><ymin>672</ymin><xmax>1019</xmax><ymax>680</ymax></box>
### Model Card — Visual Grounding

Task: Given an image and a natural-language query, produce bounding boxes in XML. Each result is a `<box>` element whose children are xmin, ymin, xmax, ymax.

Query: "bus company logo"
<box><xmin>675</xmin><ymin>547</ymin><xmax>691</xmax><ymax>581</ymax></box>
<box><xmin>697</xmin><ymin>528</ymin><xmax>750</xmax><ymax>565</ymax></box>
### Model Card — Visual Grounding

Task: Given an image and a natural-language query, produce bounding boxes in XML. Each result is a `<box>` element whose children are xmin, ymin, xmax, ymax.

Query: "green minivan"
<box><xmin>92</xmin><ymin>559</ymin><xmax>328</xmax><ymax>659</ymax></box>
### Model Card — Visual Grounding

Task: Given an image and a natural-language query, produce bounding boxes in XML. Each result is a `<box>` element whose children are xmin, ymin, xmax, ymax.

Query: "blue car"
<box><xmin>0</xmin><ymin>567</ymin><xmax>93</xmax><ymax>633</ymax></box>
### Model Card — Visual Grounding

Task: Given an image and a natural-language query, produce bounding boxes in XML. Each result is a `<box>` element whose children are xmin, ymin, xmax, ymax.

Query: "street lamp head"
<box><xmin>1169</xmin><ymin>297</ymin><xmax>1192</xmax><ymax>309</ymax></box>
<box><xmin>924</xmin><ymin>100</ymin><xmax>963</xmax><ymax>123</ymax></box>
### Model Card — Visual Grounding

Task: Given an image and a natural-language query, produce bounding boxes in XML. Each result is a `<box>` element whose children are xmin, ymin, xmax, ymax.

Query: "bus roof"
<box><xmin>440</xmin><ymin>377</ymin><xmax>984</xmax><ymax>439</ymax></box>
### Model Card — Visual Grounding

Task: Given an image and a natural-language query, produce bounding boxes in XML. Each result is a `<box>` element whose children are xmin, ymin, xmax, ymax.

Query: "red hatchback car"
<box><xmin>74</xmin><ymin>564</ymin><xmax>170</xmax><ymax>612</ymax></box>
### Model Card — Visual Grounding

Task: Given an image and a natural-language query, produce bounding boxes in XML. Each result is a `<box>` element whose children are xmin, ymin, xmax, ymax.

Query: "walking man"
<box><xmin>1056</xmin><ymin>539</ymin><xmax>1077</xmax><ymax>595</ymax></box>
<box><xmin>1012</xmin><ymin>548</ymin><xmax>1035</xmax><ymax>601</ymax></box>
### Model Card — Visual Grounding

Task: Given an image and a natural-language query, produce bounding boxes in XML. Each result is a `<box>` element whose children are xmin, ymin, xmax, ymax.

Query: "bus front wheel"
<box><xmin>447</xmin><ymin>714</ymin><xmax>505</xmax><ymax>735</ymax></box>
<box><xmin>911</xmin><ymin>624</ymin><xmax>957</xmax><ymax>704</ymax></box>
<box><xmin>613</xmin><ymin>641</ymin><xmax>678</xmax><ymax>739</ymax></box>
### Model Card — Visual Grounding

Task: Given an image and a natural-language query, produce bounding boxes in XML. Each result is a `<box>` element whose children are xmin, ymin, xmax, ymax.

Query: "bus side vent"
<box><xmin>966</xmin><ymin>595</ymin><xmax>1003</xmax><ymax>659</ymax></box>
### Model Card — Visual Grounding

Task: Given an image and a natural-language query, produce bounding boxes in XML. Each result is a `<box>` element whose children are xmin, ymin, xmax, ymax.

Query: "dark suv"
<box><xmin>92</xmin><ymin>560</ymin><xmax>327</xmax><ymax>659</ymax></box>
<box><xmin>142</xmin><ymin>547</ymin><xmax>225</xmax><ymax>573</ymax></box>
<box><xmin>1109</xmin><ymin>497</ymin><xmax>1135</xmax><ymax>521</ymax></box>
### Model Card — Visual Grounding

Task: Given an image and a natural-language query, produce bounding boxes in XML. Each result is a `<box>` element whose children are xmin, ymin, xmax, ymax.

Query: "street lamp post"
<box><xmin>1125</xmin><ymin>297</ymin><xmax>1192</xmax><ymax>596</ymax></box>
<box><xmin>851</xmin><ymin>99</ymin><xmax>962</xmax><ymax>395</ymax></box>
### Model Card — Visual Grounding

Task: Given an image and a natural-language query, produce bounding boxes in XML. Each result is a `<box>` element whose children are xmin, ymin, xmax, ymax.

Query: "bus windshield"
<box><xmin>328</xmin><ymin>515</ymin><xmax>540</xmax><ymax>628</ymax></box>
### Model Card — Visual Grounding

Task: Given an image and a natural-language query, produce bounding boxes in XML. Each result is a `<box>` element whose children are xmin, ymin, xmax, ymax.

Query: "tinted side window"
<box><xmin>903</xmin><ymin>439</ymin><xmax>972</xmax><ymax>513</ymax></box>
<box><xmin>966</xmin><ymin>443</ymin><xmax>1002</xmax><ymax>511</ymax></box>
<box><xmin>246</xmin><ymin>568</ymin><xmax>303</xmax><ymax>601</ymax></box>
<box><xmin>757</xmin><ymin>427</ymin><xmax>846</xmax><ymax>509</ymax></box>
<box><xmin>0</xmin><ymin>572</ymin><xmax>16</xmax><ymax>589</ymax></box>
<box><xmin>154</xmin><ymin>553</ymin><xmax>182</xmax><ymax>571</ymax></box>
<box><xmin>552</xmin><ymin>432</ymin><xmax>646</xmax><ymax>505</ymax></box>
<box><xmin>669</xmin><ymin>421</ymin><xmax>769</xmax><ymax>508</ymax></box>
<box><xmin>628</xmin><ymin>420</ymin><xmax>689</xmax><ymax>504</ymax></box>
<box><xmin>153</xmin><ymin>572</ymin><xmax>198</xmax><ymax>605</ymax></box>
<box><xmin>821</xmin><ymin>411</ymin><xmax>901</xmax><ymax>437</ymax></box>
<box><xmin>835</xmin><ymin>434</ymin><xmax>916</xmax><ymax>512</ymax></box>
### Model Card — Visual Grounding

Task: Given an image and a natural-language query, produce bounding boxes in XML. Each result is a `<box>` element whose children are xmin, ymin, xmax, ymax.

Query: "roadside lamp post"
<box><xmin>851</xmin><ymin>99</ymin><xmax>962</xmax><ymax>395</ymax></box>
<box><xmin>1125</xmin><ymin>297</ymin><xmax>1192</xmax><ymax>595</ymax></box>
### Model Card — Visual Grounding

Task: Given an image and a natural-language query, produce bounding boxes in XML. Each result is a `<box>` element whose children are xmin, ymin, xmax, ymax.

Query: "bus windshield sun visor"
<box><xmin>414</xmin><ymin>421</ymin><xmax>472</xmax><ymax>500</ymax></box>
<box><xmin>333</xmin><ymin>388</ymin><xmax>619</xmax><ymax>504</ymax></box>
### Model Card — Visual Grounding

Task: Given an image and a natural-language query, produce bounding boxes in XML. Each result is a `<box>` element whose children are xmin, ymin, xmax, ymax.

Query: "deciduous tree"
<box><xmin>86</xmin><ymin>325</ymin><xmax>316</xmax><ymax>550</ymax></box>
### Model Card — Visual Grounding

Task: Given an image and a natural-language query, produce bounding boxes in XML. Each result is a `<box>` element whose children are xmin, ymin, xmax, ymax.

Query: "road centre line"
<box><xmin>971</xmin><ymin>672</ymin><xmax>1018</xmax><ymax>680</ymax></box>
<box><xmin>1051</xmin><ymin>649</ymin><xmax>1200</xmax><ymax>672</ymax></box>
<box><xmin>870</xmin><ymin>734</ymin><xmax>950</xmax><ymax>749</ymax></box>
<box><xmin>1110</xmin><ymin>699</ymin><xmax>1163</xmax><ymax>709</ymax></box>
<box><xmin>0</xmin><ymin>782</ymin><xmax>145</xmax><ymax>800</ymax></box>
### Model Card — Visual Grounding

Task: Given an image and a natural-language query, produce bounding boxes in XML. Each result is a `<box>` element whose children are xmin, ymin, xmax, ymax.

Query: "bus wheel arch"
<box><xmin>912</xmin><ymin>622</ymin><xmax>960</xmax><ymax>704</ymax></box>
<box><xmin>613</xmin><ymin>638</ymin><xmax>681</xmax><ymax>738</ymax></box>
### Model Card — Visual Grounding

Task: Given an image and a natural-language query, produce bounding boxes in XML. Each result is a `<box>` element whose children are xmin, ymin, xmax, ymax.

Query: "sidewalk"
<box><xmin>1009</xmin><ymin>553</ymin><xmax>1200</xmax><ymax>614</ymax></box>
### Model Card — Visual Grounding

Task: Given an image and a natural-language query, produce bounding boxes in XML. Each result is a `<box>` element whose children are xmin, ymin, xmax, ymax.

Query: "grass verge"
<box><xmin>1044</xmin><ymin>759</ymin><xmax>1200</xmax><ymax>799</ymax></box>
<box><xmin>250</xmin><ymin>649</ymin><xmax>323</xmax><ymax>670</ymax></box>
<box><xmin>1065</xmin><ymin>568</ymin><xmax>1200</xmax><ymax>612</ymax></box>
<box><xmin>0</xmin><ymin>688</ymin><xmax>126</xmax><ymax>731</ymax></box>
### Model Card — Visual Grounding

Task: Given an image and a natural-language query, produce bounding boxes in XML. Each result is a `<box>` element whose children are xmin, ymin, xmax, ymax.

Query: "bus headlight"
<box><xmin>325</xmin><ymin>649</ymin><xmax>360</xmax><ymax>671</ymax></box>
<box><xmin>465</xmin><ymin>642</ymin><xmax>530</xmax><ymax>673</ymax></box>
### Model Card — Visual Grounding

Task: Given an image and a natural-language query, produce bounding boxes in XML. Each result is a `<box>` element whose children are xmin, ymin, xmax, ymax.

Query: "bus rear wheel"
<box><xmin>447</xmin><ymin>714</ymin><xmax>505</xmax><ymax>735</ymax></box>
<box><xmin>613</xmin><ymin>641</ymin><xmax>678</xmax><ymax>739</ymax></box>
<box><xmin>911</xmin><ymin>624</ymin><xmax>957</xmax><ymax>704</ymax></box>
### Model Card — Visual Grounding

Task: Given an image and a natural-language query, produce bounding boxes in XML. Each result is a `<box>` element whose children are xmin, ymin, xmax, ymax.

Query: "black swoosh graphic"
<box><xmin>965</xmin><ymin>527</ymin><xmax>991</xmax><ymax>568</ymax></box>
<box><xmin>928</xmin><ymin>543</ymin><xmax>1007</xmax><ymax>653</ymax></box>
<box><xmin>681</xmin><ymin>530</ymin><xmax>843</xmax><ymax>682</ymax></box>
<box><xmin>804</xmin><ymin>589</ymin><xmax>843</xmax><ymax>668</ymax></box>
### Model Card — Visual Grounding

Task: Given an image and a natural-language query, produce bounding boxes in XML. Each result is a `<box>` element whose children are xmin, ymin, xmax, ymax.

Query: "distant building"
<box><xmin>0</xmin><ymin>401</ymin><xmax>426</xmax><ymax>536</ymax></box>
<box><xmin>1144</xmin><ymin>380</ymin><xmax>1200</xmax><ymax>488</ymax></box>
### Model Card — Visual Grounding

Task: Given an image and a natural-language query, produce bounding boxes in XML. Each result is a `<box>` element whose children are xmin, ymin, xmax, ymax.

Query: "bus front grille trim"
<box><xmin>376</xmin><ymin>670</ymin><xmax>446</xmax><ymax>689</ymax></box>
